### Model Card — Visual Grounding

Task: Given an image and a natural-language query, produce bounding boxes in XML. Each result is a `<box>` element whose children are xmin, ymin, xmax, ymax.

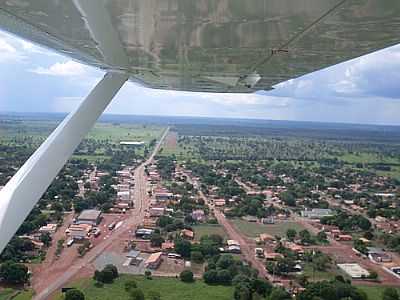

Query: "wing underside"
<box><xmin>0</xmin><ymin>0</ymin><xmax>399</xmax><ymax>93</ymax></box>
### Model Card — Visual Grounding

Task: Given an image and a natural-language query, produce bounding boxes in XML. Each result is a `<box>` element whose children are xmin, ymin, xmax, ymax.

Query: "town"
<box><xmin>1</xmin><ymin>115</ymin><xmax>400</xmax><ymax>300</ymax></box>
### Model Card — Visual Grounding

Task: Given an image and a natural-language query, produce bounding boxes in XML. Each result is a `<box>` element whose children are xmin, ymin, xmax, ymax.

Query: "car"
<box><xmin>108</xmin><ymin>222</ymin><xmax>116</xmax><ymax>230</ymax></box>
<box><xmin>66</xmin><ymin>239</ymin><xmax>74</xmax><ymax>247</ymax></box>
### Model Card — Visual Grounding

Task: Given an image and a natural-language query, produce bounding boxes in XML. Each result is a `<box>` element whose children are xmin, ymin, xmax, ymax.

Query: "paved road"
<box><xmin>33</xmin><ymin>127</ymin><xmax>169</xmax><ymax>300</ymax></box>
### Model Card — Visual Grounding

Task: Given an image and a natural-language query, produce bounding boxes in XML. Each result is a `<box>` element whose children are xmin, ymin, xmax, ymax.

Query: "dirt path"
<box><xmin>32</xmin><ymin>127</ymin><xmax>170</xmax><ymax>300</ymax></box>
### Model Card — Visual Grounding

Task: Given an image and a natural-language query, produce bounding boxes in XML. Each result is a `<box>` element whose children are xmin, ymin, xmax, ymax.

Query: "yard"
<box><xmin>356</xmin><ymin>286</ymin><xmax>400</xmax><ymax>300</ymax></box>
<box><xmin>232</xmin><ymin>219</ymin><xmax>306</xmax><ymax>238</ymax></box>
<box><xmin>193</xmin><ymin>224</ymin><xmax>228</xmax><ymax>241</ymax></box>
<box><xmin>55</xmin><ymin>275</ymin><xmax>234</xmax><ymax>300</ymax></box>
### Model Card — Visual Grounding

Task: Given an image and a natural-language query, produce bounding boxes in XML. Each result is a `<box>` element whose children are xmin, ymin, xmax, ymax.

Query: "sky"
<box><xmin>0</xmin><ymin>30</ymin><xmax>400</xmax><ymax>125</ymax></box>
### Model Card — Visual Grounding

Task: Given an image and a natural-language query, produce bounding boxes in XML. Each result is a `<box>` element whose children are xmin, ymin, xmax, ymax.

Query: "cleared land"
<box><xmin>55</xmin><ymin>275</ymin><xmax>233</xmax><ymax>300</ymax></box>
<box><xmin>232</xmin><ymin>219</ymin><xmax>306</xmax><ymax>238</ymax></box>
<box><xmin>193</xmin><ymin>224</ymin><xmax>228</xmax><ymax>240</ymax></box>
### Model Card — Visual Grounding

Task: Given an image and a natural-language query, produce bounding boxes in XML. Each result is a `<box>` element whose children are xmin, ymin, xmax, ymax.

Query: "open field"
<box><xmin>193</xmin><ymin>224</ymin><xmax>228</xmax><ymax>240</ymax></box>
<box><xmin>55</xmin><ymin>275</ymin><xmax>233</xmax><ymax>300</ymax></box>
<box><xmin>0</xmin><ymin>289</ymin><xmax>33</xmax><ymax>300</ymax></box>
<box><xmin>232</xmin><ymin>219</ymin><xmax>306</xmax><ymax>238</ymax></box>
<box><xmin>356</xmin><ymin>286</ymin><xmax>400</xmax><ymax>300</ymax></box>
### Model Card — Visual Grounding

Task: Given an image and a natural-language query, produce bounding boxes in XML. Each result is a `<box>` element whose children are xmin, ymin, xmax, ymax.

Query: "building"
<box><xmin>214</xmin><ymin>199</ymin><xmax>226</xmax><ymax>207</ymax></box>
<box><xmin>39</xmin><ymin>223</ymin><xmax>57</xmax><ymax>234</ymax></box>
<box><xmin>149</xmin><ymin>207</ymin><xmax>165</xmax><ymax>217</ymax></box>
<box><xmin>145</xmin><ymin>252</ymin><xmax>163</xmax><ymax>269</ymax></box>
<box><xmin>227</xmin><ymin>240</ymin><xmax>240</xmax><ymax>247</ymax></box>
<box><xmin>126</xmin><ymin>250</ymin><xmax>142</xmax><ymax>265</ymax></box>
<box><xmin>259</xmin><ymin>233</ymin><xmax>275</xmax><ymax>244</ymax></box>
<box><xmin>155</xmin><ymin>192</ymin><xmax>173</xmax><ymax>202</ymax></box>
<box><xmin>337</xmin><ymin>263</ymin><xmax>370</xmax><ymax>279</ymax></box>
<box><xmin>67</xmin><ymin>224</ymin><xmax>92</xmax><ymax>241</ymax></box>
<box><xmin>161</xmin><ymin>241</ymin><xmax>175</xmax><ymax>251</ymax></box>
<box><xmin>337</xmin><ymin>234</ymin><xmax>352</xmax><ymax>241</ymax></box>
<box><xmin>181</xmin><ymin>229</ymin><xmax>194</xmax><ymax>240</ymax></box>
<box><xmin>301</xmin><ymin>208</ymin><xmax>334</xmax><ymax>219</ymax></box>
<box><xmin>191</xmin><ymin>209</ymin><xmax>205</xmax><ymax>222</ymax></box>
<box><xmin>135</xmin><ymin>228</ymin><xmax>154</xmax><ymax>239</ymax></box>
<box><xmin>76</xmin><ymin>209</ymin><xmax>102</xmax><ymax>225</ymax></box>
<box><xmin>117</xmin><ymin>191</ymin><xmax>131</xmax><ymax>202</ymax></box>
<box><xmin>368</xmin><ymin>247</ymin><xmax>392</xmax><ymax>263</ymax></box>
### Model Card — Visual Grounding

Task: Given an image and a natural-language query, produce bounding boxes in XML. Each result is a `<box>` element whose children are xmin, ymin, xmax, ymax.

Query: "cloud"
<box><xmin>0</xmin><ymin>36</ymin><xmax>25</xmax><ymax>62</ymax></box>
<box><xmin>30</xmin><ymin>60</ymin><xmax>88</xmax><ymax>76</ymax></box>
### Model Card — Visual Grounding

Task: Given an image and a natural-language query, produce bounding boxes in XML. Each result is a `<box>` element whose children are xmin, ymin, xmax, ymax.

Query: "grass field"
<box><xmin>193</xmin><ymin>224</ymin><xmax>228</xmax><ymax>240</ymax></box>
<box><xmin>0</xmin><ymin>289</ymin><xmax>33</xmax><ymax>300</ymax></box>
<box><xmin>301</xmin><ymin>264</ymin><xmax>340</xmax><ymax>282</ymax></box>
<box><xmin>356</xmin><ymin>286</ymin><xmax>400</xmax><ymax>300</ymax></box>
<box><xmin>55</xmin><ymin>275</ymin><xmax>233</xmax><ymax>300</ymax></box>
<box><xmin>232</xmin><ymin>219</ymin><xmax>306</xmax><ymax>238</ymax></box>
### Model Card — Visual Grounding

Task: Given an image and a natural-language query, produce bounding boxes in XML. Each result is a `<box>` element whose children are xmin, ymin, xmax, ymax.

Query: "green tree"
<box><xmin>190</xmin><ymin>251</ymin><xmax>204</xmax><ymax>263</ymax></box>
<box><xmin>180</xmin><ymin>270</ymin><xmax>194</xmax><ymax>282</ymax></box>
<box><xmin>268</xmin><ymin>288</ymin><xmax>291</xmax><ymax>300</ymax></box>
<box><xmin>150</xmin><ymin>233</ymin><xmax>164</xmax><ymax>247</ymax></box>
<box><xmin>203</xmin><ymin>269</ymin><xmax>218</xmax><ymax>284</ymax></box>
<box><xmin>286</xmin><ymin>229</ymin><xmax>297</xmax><ymax>242</ymax></box>
<box><xmin>234</xmin><ymin>282</ymin><xmax>252</xmax><ymax>300</ymax></box>
<box><xmin>0</xmin><ymin>261</ymin><xmax>29</xmax><ymax>284</ymax></box>
<box><xmin>124</xmin><ymin>280</ymin><xmax>137</xmax><ymax>292</ymax></box>
<box><xmin>65</xmin><ymin>289</ymin><xmax>85</xmax><ymax>300</ymax></box>
<box><xmin>174</xmin><ymin>239</ymin><xmax>191</xmax><ymax>258</ymax></box>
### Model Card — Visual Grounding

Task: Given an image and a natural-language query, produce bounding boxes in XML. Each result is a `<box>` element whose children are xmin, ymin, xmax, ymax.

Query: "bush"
<box><xmin>93</xmin><ymin>264</ymin><xmax>119</xmax><ymax>284</ymax></box>
<box><xmin>65</xmin><ymin>289</ymin><xmax>85</xmax><ymax>300</ymax></box>
<box><xmin>217</xmin><ymin>269</ymin><xmax>232</xmax><ymax>285</ymax></box>
<box><xmin>180</xmin><ymin>270</ymin><xmax>194</xmax><ymax>282</ymax></box>
<box><xmin>145</xmin><ymin>270</ymin><xmax>152</xmax><ymax>279</ymax></box>
<box><xmin>0</xmin><ymin>261</ymin><xmax>29</xmax><ymax>284</ymax></box>
<box><xmin>124</xmin><ymin>280</ymin><xmax>138</xmax><ymax>292</ymax></box>
<box><xmin>203</xmin><ymin>269</ymin><xmax>218</xmax><ymax>284</ymax></box>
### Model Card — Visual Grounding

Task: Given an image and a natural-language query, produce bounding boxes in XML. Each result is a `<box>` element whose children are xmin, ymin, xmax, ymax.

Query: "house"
<box><xmin>214</xmin><ymin>199</ymin><xmax>226</xmax><ymax>207</ymax></box>
<box><xmin>126</xmin><ymin>250</ymin><xmax>142</xmax><ymax>265</ymax></box>
<box><xmin>76</xmin><ymin>209</ymin><xmax>102</xmax><ymax>225</ymax></box>
<box><xmin>161</xmin><ymin>241</ymin><xmax>175</xmax><ymax>251</ymax></box>
<box><xmin>39</xmin><ymin>223</ymin><xmax>57</xmax><ymax>234</ymax></box>
<box><xmin>227</xmin><ymin>245</ymin><xmax>241</xmax><ymax>253</ymax></box>
<box><xmin>265</xmin><ymin>252</ymin><xmax>284</xmax><ymax>261</ymax></box>
<box><xmin>337</xmin><ymin>234</ymin><xmax>352</xmax><ymax>241</ymax></box>
<box><xmin>155</xmin><ymin>192</ymin><xmax>173</xmax><ymax>202</ymax></box>
<box><xmin>67</xmin><ymin>224</ymin><xmax>92</xmax><ymax>241</ymax></box>
<box><xmin>145</xmin><ymin>252</ymin><xmax>163</xmax><ymax>269</ymax></box>
<box><xmin>117</xmin><ymin>191</ymin><xmax>131</xmax><ymax>202</ymax></box>
<box><xmin>301</xmin><ymin>208</ymin><xmax>334</xmax><ymax>219</ymax></box>
<box><xmin>181</xmin><ymin>229</ymin><xmax>194</xmax><ymax>240</ymax></box>
<box><xmin>259</xmin><ymin>233</ymin><xmax>275</xmax><ymax>244</ymax></box>
<box><xmin>368</xmin><ymin>247</ymin><xmax>392</xmax><ymax>263</ymax></box>
<box><xmin>135</xmin><ymin>228</ymin><xmax>154</xmax><ymax>239</ymax></box>
<box><xmin>149</xmin><ymin>207</ymin><xmax>165</xmax><ymax>217</ymax></box>
<box><xmin>191</xmin><ymin>209</ymin><xmax>205</xmax><ymax>222</ymax></box>
<box><xmin>227</xmin><ymin>240</ymin><xmax>240</xmax><ymax>247</ymax></box>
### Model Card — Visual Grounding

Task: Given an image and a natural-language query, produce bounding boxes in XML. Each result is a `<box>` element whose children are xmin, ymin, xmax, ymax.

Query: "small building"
<box><xmin>126</xmin><ymin>250</ymin><xmax>142</xmax><ymax>265</ymax></box>
<box><xmin>117</xmin><ymin>191</ymin><xmax>131</xmax><ymax>202</ymax></box>
<box><xmin>191</xmin><ymin>209</ymin><xmax>206</xmax><ymax>222</ymax></box>
<box><xmin>145</xmin><ymin>252</ymin><xmax>163</xmax><ymax>269</ymax></box>
<box><xmin>337</xmin><ymin>263</ymin><xmax>370</xmax><ymax>279</ymax></box>
<box><xmin>67</xmin><ymin>224</ymin><xmax>92</xmax><ymax>241</ymax></box>
<box><xmin>265</xmin><ymin>252</ymin><xmax>284</xmax><ymax>261</ymax></box>
<box><xmin>259</xmin><ymin>233</ymin><xmax>275</xmax><ymax>244</ymax></box>
<box><xmin>227</xmin><ymin>245</ymin><xmax>241</xmax><ymax>254</ymax></box>
<box><xmin>337</xmin><ymin>234</ymin><xmax>352</xmax><ymax>241</ymax></box>
<box><xmin>214</xmin><ymin>199</ymin><xmax>226</xmax><ymax>207</ymax></box>
<box><xmin>149</xmin><ymin>207</ymin><xmax>165</xmax><ymax>217</ymax></box>
<box><xmin>76</xmin><ymin>209</ymin><xmax>102</xmax><ymax>226</ymax></box>
<box><xmin>135</xmin><ymin>228</ymin><xmax>154</xmax><ymax>239</ymax></box>
<box><xmin>181</xmin><ymin>229</ymin><xmax>194</xmax><ymax>240</ymax></box>
<box><xmin>161</xmin><ymin>241</ymin><xmax>175</xmax><ymax>251</ymax></box>
<box><xmin>368</xmin><ymin>247</ymin><xmax>392</xmax><ymax>263</ymax></box>
<box><xmin>227</xmin><ymin>240</ymin><xmax>240</xmax><ymax>247</ymax></box>
<box><xmin>155</xmin><ymin>192</ymin><xmax>173</xmax><ymax>202</ymax></box>
<box><xmin>39</xmin><ymin>223</ymin><xmax>57</xmax><ymax>234</ymax></box>
<box><xmin>301</xmin><ymin>208</ymin><xmax>334</xmax><ymax>219</ymax></box>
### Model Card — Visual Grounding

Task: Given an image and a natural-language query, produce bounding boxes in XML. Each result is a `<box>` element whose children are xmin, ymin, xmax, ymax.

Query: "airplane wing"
<box><xmin>0</xmin><ymin>0</ymin><xmax>399</xmax><ymax>92</ymax></box>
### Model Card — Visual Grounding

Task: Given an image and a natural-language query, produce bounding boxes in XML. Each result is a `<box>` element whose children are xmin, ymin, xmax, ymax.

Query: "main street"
<box><xmin>33</xmin><ymin>127</ymin><xmax>169</xmax><ymax>300</ymax></box>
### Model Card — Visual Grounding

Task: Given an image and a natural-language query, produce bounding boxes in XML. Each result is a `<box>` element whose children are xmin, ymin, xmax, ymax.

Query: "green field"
<box><xmin>0</xmin><ymin>289</ymin><xmax>33</xmax><ymax>300</ymax></box>
<box><xmin>56</xmin><ymin>275</ymin><xmax>233</xmax><ymax>300</ymax></box>
<box><xmin>356</xmin><ymin>286</ymin><xmax>400</xmax><ymax>300</ymax></box>
<box><xmin>232</xmin><ymin>219</ymin><xmax>306</xmax><ymax>238</ymax></box>
<box><xmin>193</xmin><ymin>224</ymin><xmax>228</xmax><ymax>240</ymax></box>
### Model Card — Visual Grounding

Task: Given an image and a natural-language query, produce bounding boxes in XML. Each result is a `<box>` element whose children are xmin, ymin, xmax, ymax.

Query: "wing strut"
<box><xmin>0</xmin><ymin>72</ymin><xmax>128</xmax><ymax>253</ymax></box>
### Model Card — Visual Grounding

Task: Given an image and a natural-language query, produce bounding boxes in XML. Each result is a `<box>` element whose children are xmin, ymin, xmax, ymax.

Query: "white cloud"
<box><xmin>30</xmin><ymin>60</ymin><xmax>87</xmax><ymax>76</ymax></box>
<box><xmin>0</xmin><ymin>37</ymin><xmax>25</xmax><ymax>62</ymax></box>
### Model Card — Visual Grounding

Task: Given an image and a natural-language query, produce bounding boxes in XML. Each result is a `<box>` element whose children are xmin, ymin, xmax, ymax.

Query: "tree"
<box><xmin>150</xmin><ymin>233</ymin><xmax>164</xmax><ymax>247</ymax></box>
<box><xmin>65</xmin><ymin>289</ymin><xmax>85</xmax><ymax>300</ymax></box>
<box><xmin>299</xmin><ymin>230</ymin><xmax>313</xmax><ymax>245</ymax></box>
<box><xmin>93</xmin><ymin>264</ymin><xmax>118</xmax><ymax>284</ymax></box>
<box><xmin>268</xmin><ymin>288</ymin><xmax>291</xmax><ymax>300</ymax></box>
<box><xmin>317</xmin><ymin>231</ymin><xmax>328</xmax><ymax>243</ymax></box>
<box><xmin>286</xmin><ymin>229</ymin><xmax>297</xmax><ymax>242</ymax></box>
<box><xmin>0</xmin><ymin>261</ymin><xmax>29</xmax><ymax>284</ymax></box>
<box><xmin>40</xmin><ymin>232</ymin><xmax>52</xmax><ymax>247</ymax></box>
<box><xmin>217</xmin><ymin>269</ymin><xmax>232</xmax><ymax>285</ymax></box>
<box><xmin>103</xmin><ymin>264</ymin><xmax>119</xmax><ymax>279</ymax></box>
<box><xmin>203</xmin><ymin>269</ymin><xmax>218</xmax><ymax>284</ymax></box>
<box><xmin>217</xmin><ymin>254</ymin><xmax>235</xmax><ymax>269</ymax></box>
<box><xmin>234</xmin><ymin>282</ymin><xmax>252</xmax><ymax>300</ymax></box>
<box><xmin>383</xmin><ymin>287</ymin><xmax>399</xmax><ymax>300</ymax></box>
<box><xmin>129</xmin><ymin>288</ymin><xmax>145</xmax><ymax>300</ymax></box>
<box><xmin>180</xmin><ymin>270</ymin><xmax>194</xmax><ymax>282</ymax></box>
<box><xmin>174</xmin><ymin>239</ymin><xmax>191</xmax><ymax>258</ymax></box>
